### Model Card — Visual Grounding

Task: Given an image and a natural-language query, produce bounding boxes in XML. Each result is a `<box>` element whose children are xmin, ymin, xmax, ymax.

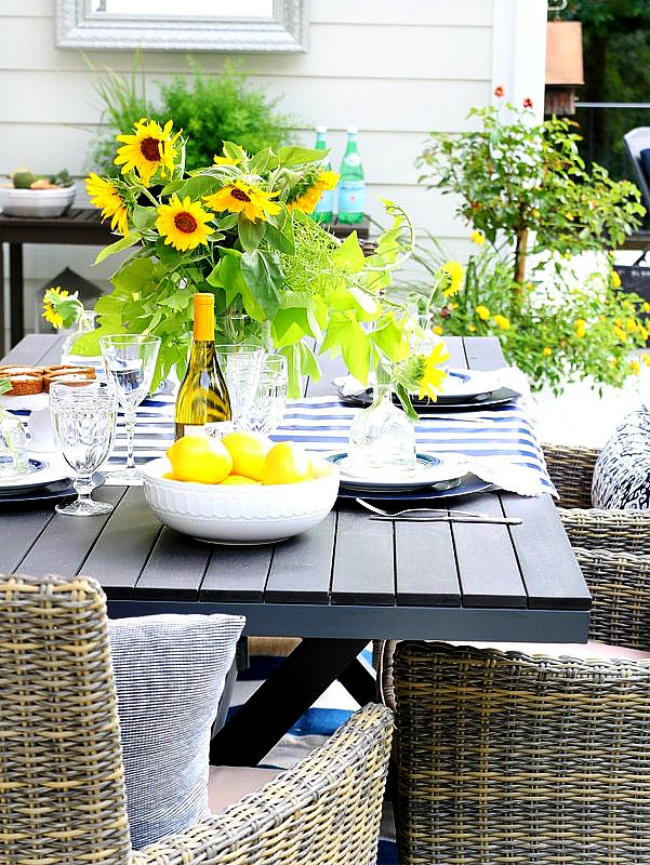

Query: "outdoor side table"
<box><xmin>0</xmin><ymin>333</ymin><xmax>591</xmax><ymax>766</ymax></box>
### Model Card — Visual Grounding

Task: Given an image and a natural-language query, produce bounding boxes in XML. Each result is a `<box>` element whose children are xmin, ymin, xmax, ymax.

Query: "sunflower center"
<box><xmin>231</xmin><ymin>187</ymin><xmax>251</xmax><ymax>202</ymax></box>
<box><xmin>140</xmin><ymin>137</ymin><xmax>162</xmax><ymax>162</ymax></box>
<box><xmin>174</xmin><ymin>212</ymin><xmax>198</xmax><ymax>234</ymax></box>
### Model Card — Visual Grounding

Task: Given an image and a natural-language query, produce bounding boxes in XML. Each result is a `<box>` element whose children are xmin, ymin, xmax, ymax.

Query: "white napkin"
<box><xmin>463</xmin><ymin>456</ymin><xmax>556</xmax><ymax>498</ymax></box>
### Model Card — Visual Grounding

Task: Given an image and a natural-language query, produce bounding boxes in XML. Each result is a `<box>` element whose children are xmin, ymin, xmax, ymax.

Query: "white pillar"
<box><xmin>492</xmin><ymin>0</ymin><xmax>547</xmax><ymax>121</ymax></box>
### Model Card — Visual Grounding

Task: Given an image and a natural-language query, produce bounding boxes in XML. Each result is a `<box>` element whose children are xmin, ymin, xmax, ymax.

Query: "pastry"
<box><xmin>3</xmin><ymin>375</ymin><xmax>44</xmax><ymax>396</ymax></box>
<box><xmin>43</xmin><ymin>370</ymin><xmax>96</xmax><ymax>392</ymax></box>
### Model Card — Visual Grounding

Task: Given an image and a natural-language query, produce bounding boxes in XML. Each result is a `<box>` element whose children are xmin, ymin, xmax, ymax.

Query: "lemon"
<box><xmin>166</xmin><ymin>435</ymin><xmax>233</xmax><ymax>484</ymax></box>
<box><xmin>262</xmin><ymin>441</ymin><xmax>312</xmax><ymax>485</ymax></box>
<box><xmin>221</xmin><ymin>431</ymin><xmax>272</xmax><ymax>481</ymax></box>
<box><xmin>220</xmin><ymin>474</ymin><xmax>261</xmax><ymax>485</ymax></box>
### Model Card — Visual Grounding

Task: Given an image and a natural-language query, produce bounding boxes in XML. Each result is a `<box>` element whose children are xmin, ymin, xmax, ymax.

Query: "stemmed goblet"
<box><xmin>49</xmin><ymin>383</ymin><xmax>117</xmax><ymax>516</ymax></box>
<box><xmin>99</xmin><ymin>334</ymin><xmax>161</xmax><ymax>482</ymax></box>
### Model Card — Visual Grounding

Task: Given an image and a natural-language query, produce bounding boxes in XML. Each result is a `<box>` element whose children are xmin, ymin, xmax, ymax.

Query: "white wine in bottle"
<box><xmin>174</xmin><ymin>293</ymin><xmax>231</xmax><ymax>439</ymax></box>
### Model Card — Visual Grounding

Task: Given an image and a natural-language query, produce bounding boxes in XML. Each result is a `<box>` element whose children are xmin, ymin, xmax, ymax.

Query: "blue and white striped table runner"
<box><xmin>103</xmin><ymin>393</ymin><xmax>554</xmax><ymax>495</ymax></box>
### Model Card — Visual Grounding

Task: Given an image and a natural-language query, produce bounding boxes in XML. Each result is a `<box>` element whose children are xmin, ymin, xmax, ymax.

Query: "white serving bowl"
<box><xmin>0</xmin><ymin>184</ymin><xmax>76</xmax><ymax>217</ymax></box>
<box><xmin>142</xmin><ymin>456</ymin><xmax>340</xmax><ymax>545</ymax></box>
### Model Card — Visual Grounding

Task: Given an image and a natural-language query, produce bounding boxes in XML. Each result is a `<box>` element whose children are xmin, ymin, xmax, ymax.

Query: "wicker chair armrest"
<box><xmin>560</xmin><ymin>507</ymin><xmax>650</xmax><ymax>555</ymax></box>
<box><xmin>543</xmin><ymin>442</ymin><xmax>601</xmax><ymax>509</ymax></box>
<box><xmin>131</xmin><ymin>703</ymin><xmax>393</xmax><ymax>865</ymax></box>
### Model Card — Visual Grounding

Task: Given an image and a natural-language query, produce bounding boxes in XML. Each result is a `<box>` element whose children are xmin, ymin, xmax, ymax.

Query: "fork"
<box><xmin>355</xmin><ymin>498</ymin><xmax>522</xmax><ymax>526</ymax></box>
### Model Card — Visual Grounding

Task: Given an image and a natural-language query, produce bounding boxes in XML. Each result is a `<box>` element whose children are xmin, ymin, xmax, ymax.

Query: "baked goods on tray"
<box><xmin>0</xmin><ymin>364</ymin><xmax>96</xmax><ymax>395</ymax></box>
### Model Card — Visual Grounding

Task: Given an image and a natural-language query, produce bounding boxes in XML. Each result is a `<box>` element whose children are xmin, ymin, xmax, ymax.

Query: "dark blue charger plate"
<box><xmin>0</xmin><ymin>473</ymin><xmax>106</xmax><ymax>508</ymax></box>
<box><xmin>336</xmin><ymin>385</ymin><xmax>520</xmax><ymax>413</ymax></box>
<box><xmin>336</xmin><ymin>472</ymin><xmax>495</xmax><ymax>504</ymax></box>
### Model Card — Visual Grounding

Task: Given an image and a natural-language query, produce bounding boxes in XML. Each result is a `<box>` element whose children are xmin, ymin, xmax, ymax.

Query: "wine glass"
<box><xmin>49</xmin><ymin>383</ymin><xmax>117</xmax><ymax>516</ymax></box>
<box><xmin>99</xmin><ymin>334</ymin><xmax>161</xmax><ymax>482</ymax></box>
<box><xmin>241</xmin><ymin>354</ymin><xmax>288</xmax><ymax>435</ymax></box>
<box><xmin>215</xmin><ymin>344</ymin><xmax>266</xmax><ymax>430</ymax></box>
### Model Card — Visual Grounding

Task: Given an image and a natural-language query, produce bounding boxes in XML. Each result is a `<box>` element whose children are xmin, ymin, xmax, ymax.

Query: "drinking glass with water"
<box><xmin>99</xmin><ymin>334</ymin><xmax>161</xmax><ymax>482</ymax></box>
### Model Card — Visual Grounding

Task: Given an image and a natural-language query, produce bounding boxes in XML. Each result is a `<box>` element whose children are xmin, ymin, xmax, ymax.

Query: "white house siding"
<box><xmin>0</xmin><ymin>0</ymin><xmax>540</xmax><ymax>335</ymax></box>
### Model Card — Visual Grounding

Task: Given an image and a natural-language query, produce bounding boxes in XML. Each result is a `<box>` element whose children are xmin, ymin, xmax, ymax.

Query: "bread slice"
<box><xmin>0</xmin><ymin>366</ymin><xmax>43</xmax><ymax>377</ymax></box>
<box><xmin>44</xmin><ymin>371</ymin><xmax>96</xmax><ymax>393</ymax></box>
<box><xmin>4</xmin><ymin>375</ymin><xmax>44</xmax><ymax>396</ymax></box>
<box><xmin>45</xmin><ymin>365</ymin><xmax>97</xmax><ymax>379</ymax></box>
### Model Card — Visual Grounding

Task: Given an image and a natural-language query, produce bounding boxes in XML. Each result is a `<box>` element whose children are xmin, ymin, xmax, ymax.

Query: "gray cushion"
<box><xmin>109</xmin><ymin>613</ymin><xmax>245</xmax><ymax>850</ymax></box>
<box><xmin>591</xmin><ymin>410</ymin><xmax>650</xmax><ymax>509</ymax></box>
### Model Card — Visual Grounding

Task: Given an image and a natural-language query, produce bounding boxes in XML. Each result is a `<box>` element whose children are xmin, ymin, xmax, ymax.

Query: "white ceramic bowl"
<box><xmin>0</xmin><ymin>184</ymin><xmax>76</xmax><ymax>217</ymax></box>
<box><xmin>142</xmin><ymin>456</ymin><xmax>340</xmax><ymax>545</ymax></box>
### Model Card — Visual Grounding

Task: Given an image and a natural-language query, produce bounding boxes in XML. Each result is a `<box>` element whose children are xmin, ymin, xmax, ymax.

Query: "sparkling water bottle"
<box><xmin>312</xmin><ymin>126</ymin><xmax>334</xmax><ymax>224</ymax></box>
<box><xmin>338</xmin><ymin>127</ymin><xmax>365</xmax><ymax>225</ymax></box>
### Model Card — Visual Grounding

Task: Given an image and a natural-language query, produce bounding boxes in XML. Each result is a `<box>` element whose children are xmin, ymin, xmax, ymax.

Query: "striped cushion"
<box><xmin>109</xmin><ymin>613</ymin><xmax>245</xmax><ymax>850</ymax></box>
<box><xmin>591</xmin><ymin>410</ymin><xmax>650</xmax><ymax>509</ymax></box>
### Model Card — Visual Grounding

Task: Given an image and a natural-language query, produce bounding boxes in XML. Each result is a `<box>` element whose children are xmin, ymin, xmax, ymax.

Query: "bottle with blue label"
<box><xmin>337</xmin><ymin>126</ymin><xmax>365</xmax><ymax>225</ymax></box>
<box><xmin>312</xmin><ymin>126</ymin><xmax>334</xmax><ymax>224</ymax></box>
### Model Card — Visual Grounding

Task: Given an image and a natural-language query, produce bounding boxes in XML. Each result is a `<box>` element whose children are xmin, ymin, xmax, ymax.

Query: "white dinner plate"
<box><xmin>0</xmin><ymin>454</ymin><xmax>70</xmax><ymax>493</ymax></box>
<box><xmin>327</xmin><ymin>452</ymin><xmax>469</xmax><ymax>494</ymax></box>
<box><xmin>436</xmin><ymin>368</ymin><xmax>500</xmax><ymax>400</ymax></box>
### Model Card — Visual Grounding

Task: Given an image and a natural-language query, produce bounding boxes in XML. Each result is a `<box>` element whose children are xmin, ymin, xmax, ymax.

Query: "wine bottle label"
<box><xmin>314</xmin><ymin>188</ymin><xmax>334</xmax><ymax>215</ymax></box>
<box><xmin>338</xmin><ymin>181</ymin><xmax>365</xmax><ymax>214</ymax></box>
<box><xmin>183</xmin><ymin>421</ymin><xmax>233</xmax><ymax>439</ymax></box>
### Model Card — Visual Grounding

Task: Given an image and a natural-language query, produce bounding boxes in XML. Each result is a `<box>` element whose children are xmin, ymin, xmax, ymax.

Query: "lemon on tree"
<box><xmin>166</xmin><ymin>436</ymin><xmax>233</xmax><ymax>484</ymax></box>
<box><xmin>221</xmin><ymin>432</ymin><xmax>272</xmax><ymax>482</ymax></box>
<box><xmin>262</xmin><ymin>442</ymin><xmax>312</xmax><ymax>485</ymax></box>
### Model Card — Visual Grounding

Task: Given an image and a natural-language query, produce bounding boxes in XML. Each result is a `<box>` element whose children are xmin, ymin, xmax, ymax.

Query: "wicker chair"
<box><xmin>381</xmin><ymin>548</ymin><xmax>650</xmax><ymax>864</ymax></box>
<box><xmin>544</xmin><ymin>442</ymin><xmax>650</xmax><ymax>554</ymax></box>
<box><xmin>0</xmin><ymin>572</ymin><xmax>393</xmax><ymax>865</ymax></box>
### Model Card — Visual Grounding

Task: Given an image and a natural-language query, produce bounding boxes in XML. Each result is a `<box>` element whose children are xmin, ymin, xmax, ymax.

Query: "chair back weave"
<box><xmin>0</xmin><ymin>573</ymin><xmax>131</xmax><ymax>865</ymax></box>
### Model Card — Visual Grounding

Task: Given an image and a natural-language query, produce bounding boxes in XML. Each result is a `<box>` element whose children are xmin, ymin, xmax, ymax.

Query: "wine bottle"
<box><xmin>174</xmin><ymin>293</ymin><xmax>231</xmax><ymax>439</ymax></box>
<box><xmin>337</xmin><ymin>127</ymin><xmax>365</xmax><ymax>225</ymax></box>
<box><xmin>312</xmin><ymin>126</ymin><xmax>334</xmax><ymax>224</ymax></box>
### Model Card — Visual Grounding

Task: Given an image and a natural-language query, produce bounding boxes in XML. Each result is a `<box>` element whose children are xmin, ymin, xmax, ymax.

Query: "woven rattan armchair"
<box><xmin>544</xmin><ymin>441</ymin><xmax>650</xmax><ymax>554</ymax></box>
<box><xmin>381</xmin><ymin>548</ymin><xmax>650</xmax><ymax>864</ymax></box>
<box><xmin>0</xmin><ymin>572</ymin><xmax>393</xmax><ymax>865</ymax></box>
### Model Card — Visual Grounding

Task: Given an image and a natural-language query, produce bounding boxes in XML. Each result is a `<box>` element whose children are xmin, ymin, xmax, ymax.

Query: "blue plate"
<box><xmin>0</xmin><ymin>472</ymin><xmax>106</xmax><ymax>508</ymax></box>
<box><xmin>328</xmin><ymin>452</ymin><xmax>472</xmax><ymax>495</ymax></box>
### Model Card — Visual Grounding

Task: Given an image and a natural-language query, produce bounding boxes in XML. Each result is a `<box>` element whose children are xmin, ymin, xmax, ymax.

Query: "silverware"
<box><xmin>356</xmin><ymin>498</ymin><xmax>492</xmax><ymax>520</ymax></box>
<box><xmin>368</xmin><ymin>514</ymin><xmax>522</xmax><ymax>526</ymax></box>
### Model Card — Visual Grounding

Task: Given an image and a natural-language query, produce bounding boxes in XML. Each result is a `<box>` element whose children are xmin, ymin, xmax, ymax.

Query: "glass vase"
<box><xmin>61</xmin><ymin>309</ymin><xmax>99</xmax><ymax>367</ymax></box>
<box><xmin>220</xmin><ymin>307</ymin><xmax>272</xmax><ymax>351</ymax></box>
<box><xmin>344</xmin><ymin>378</ymin><xmax>417</xmax><ymax>478</ymax></box>
<box><xmin>0</xmin><ymin>407</ymin><xmax>29</xmax><ymax>478</ymax></box>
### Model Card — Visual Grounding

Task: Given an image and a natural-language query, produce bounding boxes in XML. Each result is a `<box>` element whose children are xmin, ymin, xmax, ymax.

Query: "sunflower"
<box><xmin>156</xmin><ymin>195</ymin><xmax>215</xmax><ymax>252</ymax></box>
<box><xmin>42</xmin><ymin>287</ymin><xmax>82</xmax><ymax>330</ymax></box>
<box><xmin>418</xmin><ymin>341</ymin><xmax>451</xmax><ymax>401</ymax></box>
<box><xmin>86</xmin><ymin>173</ymin><xmax>129</xmax><ymax>236</ymax></box>
<box><xmin>204</xmin><ymin>180</ymin><xmax>281</xmax><ymax>223</ymax></box>
<box><xmin>287</xmin><ymin>170</ymin><xmax>340</xmax><ymax>215</ymax></box>
<box><xmin>213</xmin><ymin>154</ymin><xmax>241</xmax><ymax>166</ymax></box>
<box><xmin>115</xmin><ymin>119</ymin><xmax>180</xmax><ymax>187</ymax></box>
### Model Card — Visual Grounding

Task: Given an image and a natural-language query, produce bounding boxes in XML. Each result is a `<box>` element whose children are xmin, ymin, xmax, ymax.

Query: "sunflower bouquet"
<box><xmin>65</xmin><ymin>118</ymin><xmax>447</xmax><ymax>402</ymax></box>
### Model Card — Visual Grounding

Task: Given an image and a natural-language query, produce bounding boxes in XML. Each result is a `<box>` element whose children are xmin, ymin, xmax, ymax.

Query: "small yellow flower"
<box><xmin>476</xmin><ymin>305</ymin><xmax>490</xmax><ymax>322</ymax></box>
<box><xmin>542</xmin><ymin>346</ymin><xmax>552</xmax><ymax>357</ymax></box>
<box><xmin>614</xmin><ymin>326</ymin><xmax>627</xmax><ymax>342</ymax></box>
<box><xmin>630</xmin><ymin>358</ymin><xmax>641</xmax><ymax>375</ymax></box>
<box><xmin>627</xmin><ymin>318</ymin><xmax>638</xmax><ymax>333</ymax></box>
<box><xmin>575</xmin><ymin>319</ymin><xmax>587</xmax><ymax>339</ymax></box>
<box><xmin>213</xmin><ymin>154</ymin><xmax>241</xmax><ymax>166</ymax></box>
<box><xmin>609</xmin><ymin>357</ymin><xmax>618</xmax><ymax>367</ymax></box>
<box><xmin>614</xmin><ymin>317</ymin><xmax>623</xmax><ymax>328</ymax></box>
<box><xmin>492</xmin><ymin>314</ymin><xmax>510</xmax><ymax>331</ymax></box>
<box><xmin>611</xmin><ymin>270</ymin><xmax>622</xmax><ymax>288</ymax></box>
<box><xmin>467</xmin><ymin>324</ymin><xmax>477</xmax><ymax>333</ymax></box>
<box><xmin>204</xmin><ymin>179</ymin><xmax>281</xmax><ymax>223</ymax></box>
<box><xmin>642</xmin><ymin>354</ymin><xmax>650</xmax><ymax>367</ymax></box>
<box><xmin>531</xmin><ymin>209</ymin><xmax>541</xmax><ymax>219</ymax></box>
<box><xmin>156</xmin><ymin>194</ymin><xmax>215</xmax><ymax>252</ymax></box>
<box><xmin>470</xmin><ymin>230</ymin><xmax>485</xmax><ymax>245</ymax></box>
<box><xmin>623</xmin><ymin>300</ymin><xmax>633</xmax><ymax>310</ymax></box>
<box><xmin>115</xmin><ymin>118</ymin><xmax>180</xmax><ymax>187</ymax></box>
<box><xmin>418</xmin><ymin>341</ymin><xmax>451</xmax><ymax>401</ymax></box>
<box><xmin>641</xmin><ymin>326</ymin><xmax>649</xmax><ymax>341</ymax></box>
<box><xmin>433</xmin><ymin>325</ymin><xmax>443</xmax><ymax>335</ymax></box>
<box><xmin>86</xmin><ymin>173</ymin><xmax>129</xmax><ymax>236</ymax></box>
<box><xmin>643</xmin><ymin>302</ymin><xmax>650</xmax><ymax>313</ymax></box>
<box><xmin>441</xmin><ymin>261</ymin><xmax>464</xmax><ymax>297</ymax></box>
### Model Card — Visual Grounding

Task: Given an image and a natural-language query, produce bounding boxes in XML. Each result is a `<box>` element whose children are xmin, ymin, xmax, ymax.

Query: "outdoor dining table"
<box><xmin>0</xmin><ymin>333</ymin><xmax>591</xmax><ymax>766</ymax></box>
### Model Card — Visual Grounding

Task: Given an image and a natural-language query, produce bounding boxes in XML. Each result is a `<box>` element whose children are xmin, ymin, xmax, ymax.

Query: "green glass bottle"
<box><xmin>337</xmin><ymin>126</ymin><xmax>365</xmax><ymax>225</ymax></box>
<box><xmin>174</xmin><ymin>293</ymin><xmax>231</xmax><ymax>439</ymax></box>
<box><xmin>312</xmin><ymin>126</ymin><xmax>334</xmax><ymax>224</ymax></box>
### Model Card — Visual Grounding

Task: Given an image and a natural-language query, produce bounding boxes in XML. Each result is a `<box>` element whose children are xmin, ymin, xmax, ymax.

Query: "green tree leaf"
<box><xmin>240</xmin><ymin>249</ymin><xmax>283</xmax><ymax>319</ymax></box>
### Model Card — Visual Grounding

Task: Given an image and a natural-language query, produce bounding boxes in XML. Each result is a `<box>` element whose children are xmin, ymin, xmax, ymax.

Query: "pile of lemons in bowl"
<box><xmin>143</xmin><ymin>433</ymin><xmax>339</xmax><ymax>545</ymax></box>
<box><xmin>165</xmin><ymin>433</ymin><xmax>313</xmax><ymax>486</ymax></box>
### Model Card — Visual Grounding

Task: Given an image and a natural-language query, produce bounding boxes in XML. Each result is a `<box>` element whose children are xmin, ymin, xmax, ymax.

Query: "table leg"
<box><xmin>337</xmin><ymin>656</ymin><xmax>378</xmax><ymax>705</ymax></box>
<box><xmin>9</xmin><ymin>243</ymin><xmax>24</xmax><ymax>347</ymax></box>
<box><xmin>0</xmin><ymin>241</ymin><xmax>5</xmax><ymax>356</ymax></box>
<box><xmin>210</xmin><ymin>636</ymin><xmax>369</xmax><ymax>767</ymax></box>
